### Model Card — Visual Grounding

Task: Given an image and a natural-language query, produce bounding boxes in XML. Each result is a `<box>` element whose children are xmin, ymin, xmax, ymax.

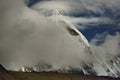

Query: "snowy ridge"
<box><xmin>93</xmin><ymin>57</ymin><xmax>120</xmax><ymax>77</ymax></box>
<box><xmin>55</xmin><ymin>9</ymin><xmax>90</xmax><ymax>48</ymax></box>
<box><xmin>20</xmin><ymin>57</ymin><xmax>120</xmax><ymax>77</ymax></box>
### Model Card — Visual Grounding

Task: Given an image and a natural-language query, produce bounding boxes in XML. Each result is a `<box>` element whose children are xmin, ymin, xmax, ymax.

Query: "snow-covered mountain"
<box><xmin>20</xmin><ymin>56</ymin><xmax>120</xmax><ymax>77</ymax></box>
<box><xmin>20</xmin><ymin>9</ymin><xmax>120</xmax><ymax>77</ymax></box>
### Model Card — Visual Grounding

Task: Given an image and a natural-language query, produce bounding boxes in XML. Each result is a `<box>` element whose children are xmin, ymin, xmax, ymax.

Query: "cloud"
<box><xmin>31</xmin><ymin>0</ymin><xmax>120</xmax><ymax>30</ymax></box>
<box><xmin>91</xmin><ymin>32</ymin><xmax>120</xmax><ymax>60</ymax></box>
<box><xmin>31</xmin><ymin>0</ymin><xmax>120</xmax><ymax>16</ymax></box>
<box><xmin>0</xmin><ymin>0</ymin><xmax>119</xmax><ymax>72</ymax></box>
<box><xmin>47</xmin><ymin>15</ymin><xmax>113</xmax><ymax>30</ymax></box>
<box><xmin>66</xmin><ymin>17</ymin><xmax>113</xmax><ymax>30</ymax></box>
<box><xmin>0</xmin><ymin>0</ymin><xmax>92</xmax><ymax>70</ymax></box>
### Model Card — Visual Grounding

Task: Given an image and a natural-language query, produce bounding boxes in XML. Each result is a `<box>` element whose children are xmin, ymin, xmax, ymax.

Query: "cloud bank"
<box><xmin>0</xmin><ymin>0</ymin><xmax>92</xmax><ymax>70</ymax></box>
<box><xmin>0</xmin><ymin>0</ymin><xmax>120</xmax><ymax>71</ymax></box>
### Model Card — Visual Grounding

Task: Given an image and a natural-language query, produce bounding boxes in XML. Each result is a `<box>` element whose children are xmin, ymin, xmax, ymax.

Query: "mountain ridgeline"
<box><xmin>19</xmin><ymin>56</ymin><xmax>120</xmax><ymax>77</ymax></box>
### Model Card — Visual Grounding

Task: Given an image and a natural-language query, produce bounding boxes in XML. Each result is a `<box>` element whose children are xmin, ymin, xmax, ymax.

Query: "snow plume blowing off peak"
<box><xmin>0</xmin><ymin>0</ymin><xmax>92</xmax><ymax>71</ymax></box>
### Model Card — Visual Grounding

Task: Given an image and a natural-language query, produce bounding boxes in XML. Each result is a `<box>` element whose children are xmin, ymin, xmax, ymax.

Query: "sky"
<box><xmin>0</xmin><ymin>0</ymin><xmax>120</xmax><ymax>71</ymax></box>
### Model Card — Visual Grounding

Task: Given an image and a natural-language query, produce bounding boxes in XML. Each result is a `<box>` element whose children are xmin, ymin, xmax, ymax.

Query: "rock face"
<box><xmin>0</xmin><ymin>64</ymin><xmax>6</xmax><ymax>71</ymax></box>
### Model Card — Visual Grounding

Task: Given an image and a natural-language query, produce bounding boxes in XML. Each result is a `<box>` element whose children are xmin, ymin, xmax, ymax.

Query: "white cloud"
<box><xmin>91</xmin><ymin>32</ymin><xmax>120</xmax><ymax>60</ymax></box>
<box><xmin>32</xmin><ymin>0</ymin><xmax>120</xmax><ymax>15</ymax></box>
<box><xmin>0</xmin><ymin>0</ymin><xmax>92</xmax><ymax>70</ymax></box>
<box><xmin>48</xmin><ymin>15</ymin><xmax>113</xmax><ymax>30</ymax></box>
<box><xmin>68</xmin><ymin>17</ymin><xmax>113</xmax><ymax>30</ymax></box>
<box><xmin>31</xmin><ymin>0</ymin><xmax>119</xmax><ymax>30</ymax></box>
<box><xmin>0</xmin><ymin>0</ymin><xmax>119</xmax><ymax>71</ymax></box>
